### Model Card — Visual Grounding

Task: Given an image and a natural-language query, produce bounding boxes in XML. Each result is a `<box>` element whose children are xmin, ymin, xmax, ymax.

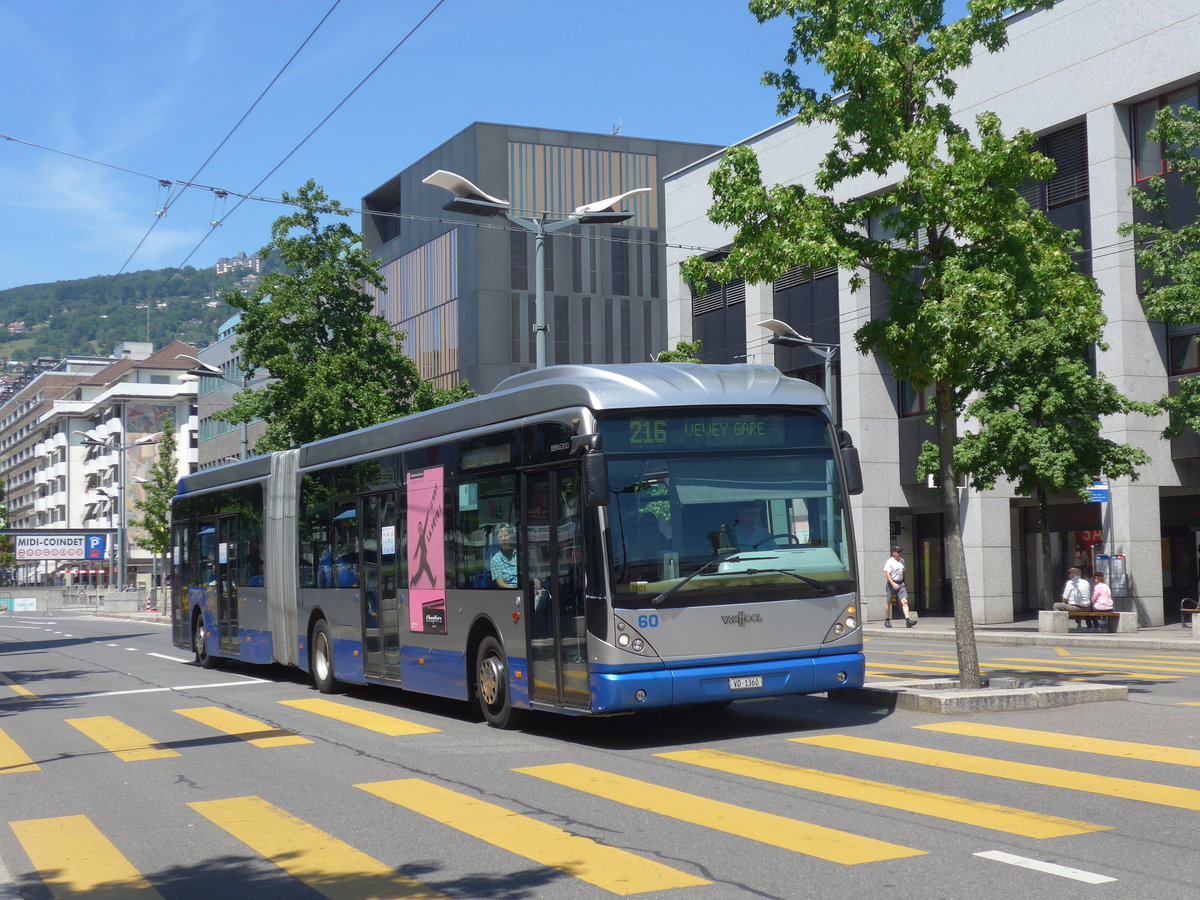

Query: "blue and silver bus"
<box><xmin>171</xmin><ymin>363</ymin><xmax>865</xmax><ymax>727</ymax></box>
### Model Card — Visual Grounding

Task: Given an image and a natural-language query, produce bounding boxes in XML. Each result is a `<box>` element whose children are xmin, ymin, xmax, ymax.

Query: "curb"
<box><xmin>831</xmin><ymin>677</ymin><xmax>1127</xmax><ymax>714</ymax></box>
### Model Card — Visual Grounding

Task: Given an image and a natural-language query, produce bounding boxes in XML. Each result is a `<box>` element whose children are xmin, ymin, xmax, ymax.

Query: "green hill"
<box><xmin>0</xmin><ymin>259</ymin><xmax>279</xmax><ymax>360</ymax></box>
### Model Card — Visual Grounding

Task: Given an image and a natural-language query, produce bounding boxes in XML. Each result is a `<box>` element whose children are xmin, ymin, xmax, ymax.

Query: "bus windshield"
<box><xmin>600</xmin><ymin>410</ymin><xmax>854</xmax><ymax>609</ymax></box>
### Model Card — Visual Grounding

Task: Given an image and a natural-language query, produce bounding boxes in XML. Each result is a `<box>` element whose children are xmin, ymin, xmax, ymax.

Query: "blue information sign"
<box><xmin>1087</xmin><ymin>481</ymin><xmax>1110</xmax><ymax>503</ymax></box>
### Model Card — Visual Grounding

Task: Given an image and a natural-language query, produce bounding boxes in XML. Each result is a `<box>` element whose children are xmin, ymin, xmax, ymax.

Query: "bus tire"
<box><xmin>475</xmin><ymin>635</ymin><xmax>523</xmax><ymax>729</ymax></box>
<box><xmin>194</xmin><ymin>613</ymin><xmax>219</xmax><ymax>669</ymax></box>
<box><xmin>311</xmin><ymin>619</ymin><xmax>339</xmax><ymax>694</ymax></box>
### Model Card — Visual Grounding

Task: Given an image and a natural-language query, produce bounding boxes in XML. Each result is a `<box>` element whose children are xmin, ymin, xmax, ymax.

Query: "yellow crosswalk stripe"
<box><xmin>993</xmin><ymin>656</ymin><xmax>1200</xmax><ymax>676</ymax></box>
<box><xmin>657</xmin><ymin>749</ymin><xmax>1106</xmax><ymax>838</ymax></box>
<box><xmin>358</xmin><ymin>778</ymin><xmax>709</xmax><ymax>894</ymax></box>
<box><xmin>0</xmin><ymin>672</ymin><xmax>36</xmax><ymax>698</ymax></box>
<box><xmin>517</xmin><ymin>762</ymin><xmax>924</xmax><ymax>865</ymax></box>
<box><xmin>11</xmin><ymin>814</ymin><xmax>164</xmax><ymax>899</ymax></box>
<box><xmin>0</xmin><ymin>726</ymin><xmax>38</xmax><ymax>773</ymax></box>
<box><xmin>794</xmin><ymin>735</ymin><xmax>1200</xmax><ymax>811</ymax></box>
<box><xmin>190</xmin><ymin>796</ymin><xmax>447</xmax><ymax>899</ymax></box>
<box><xmin>279</xmin><ymin>699</ymin><xmax>441</xmax><ymax>736</ymax></box>
<box><xmin>916</xmin><ymin>721</ymin><xmax>1200</xmax><ymax>767</ymax></box>
<box><xmin>174</xmin><ymin>707</ymin><xmax>311</xmax><ymax>747</ymax></box>
<box><xmin>66</xmin><ymin>716</ymin><xmax>180</xmax><ymax>761</ymax></box>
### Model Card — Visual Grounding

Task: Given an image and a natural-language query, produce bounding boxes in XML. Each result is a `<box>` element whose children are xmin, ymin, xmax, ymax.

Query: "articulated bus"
<box><xmin>171</xmin><ymin>363</ymin><xmax>865</xmax><ymax>727</ymax></box>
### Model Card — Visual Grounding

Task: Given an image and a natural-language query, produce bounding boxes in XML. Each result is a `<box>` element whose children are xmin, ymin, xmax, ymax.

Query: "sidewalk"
<box><xmin>865</xmin><ymin>613</ymin><xmax>1200</xmax><ymax>652</ymax></box>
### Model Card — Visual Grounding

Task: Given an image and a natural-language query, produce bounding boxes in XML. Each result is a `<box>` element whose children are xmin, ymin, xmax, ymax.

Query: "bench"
<box><xmin>1182</xmin><ymin>598</ymin><xmax>1197</xmax><ymax>629</ymax></box>
<box><xmin>1037</xmin><ymin>609</ymin><xmax>1137</xmax><ymax>634</ymax></box>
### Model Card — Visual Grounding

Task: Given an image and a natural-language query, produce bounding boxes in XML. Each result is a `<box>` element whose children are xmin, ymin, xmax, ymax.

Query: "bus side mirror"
<box><xmin>581</xmin><ymin>451</ymin><xmax>610</xmax><ymax>506</ymax></box>
<box><xmin>838</xmin><ymin>428</ymin><xmax>863</xmax><ymax>496</ymax></box>
<box><xmin>841</xmin><ymin>446</ymin><xmax>863</xmax><ymax>496</ymax></box>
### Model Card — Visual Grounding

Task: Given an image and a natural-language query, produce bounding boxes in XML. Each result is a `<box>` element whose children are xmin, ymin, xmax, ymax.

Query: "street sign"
<box><xmin>1088</xmin><ymin>480</ymin><xmax>1110</xmax><ymax>503</ymax></box>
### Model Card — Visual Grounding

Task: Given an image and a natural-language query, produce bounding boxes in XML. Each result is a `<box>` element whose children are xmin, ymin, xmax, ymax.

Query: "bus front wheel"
<box><xmin>311</xmin><ymin>620</ymin><xmax>339</xmax><ymax>694</ymax></box>
<box><xmin>476</xmin><ymin>636</ymin><xmax>523</xmax><ymax>729</ymax></box>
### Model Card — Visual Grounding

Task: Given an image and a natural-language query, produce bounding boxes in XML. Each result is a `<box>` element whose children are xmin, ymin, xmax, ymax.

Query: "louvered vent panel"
<box><xmin>1044</xmin><ymin>122</ymin><xmax>1089</xmax><ymax>208</ymax></box>
<box><xmin>725</xmin><ymin>279</ymin><xmax>746</xmax><ymax>306</ymax></box>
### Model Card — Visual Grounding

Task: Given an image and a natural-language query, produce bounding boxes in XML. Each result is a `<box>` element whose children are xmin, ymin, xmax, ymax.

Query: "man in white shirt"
<box><xmin>1053</xmin><ymin>567</ymin><xmax>1094</xmax><ymax>628</ymax></box>
<box><xmin>884</xmin><ymin>546</ymin><xmax>916</xmax><ymax>627</ymax></box>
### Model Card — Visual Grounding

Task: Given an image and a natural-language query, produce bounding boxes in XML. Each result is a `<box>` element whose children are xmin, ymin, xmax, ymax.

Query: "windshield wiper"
<box><xmin>649</xmin><ymin>552</ymin><xmax>742</xmax><ymax>607</ymax></box>
<box><xmin>744</xmin><ymin>568</ymin><xmax>839</xmax><ymax>595</ymax></box>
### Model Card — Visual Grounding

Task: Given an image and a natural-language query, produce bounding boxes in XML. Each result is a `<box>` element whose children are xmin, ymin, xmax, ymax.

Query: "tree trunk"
<box><xmin>935</xmin><ymin>379</ymin><xmax>981</xmax><ymax>689</ymax></box>
<box><xmin>1038</xmin><ymin>486</ymin><xmax>1054</xmax><ymax>610</ymax></box>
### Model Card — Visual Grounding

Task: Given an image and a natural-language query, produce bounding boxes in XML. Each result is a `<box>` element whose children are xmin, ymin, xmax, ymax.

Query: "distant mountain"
<box><xmin>0</xmin><ymin>257</ymin><xmax>280</xmax><ymax>361</ymax></box>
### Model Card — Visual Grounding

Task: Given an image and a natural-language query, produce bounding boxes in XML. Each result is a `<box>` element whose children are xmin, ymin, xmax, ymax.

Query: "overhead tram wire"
<box><xmin>113</xmin><ymin>0</ymin><xmax>345</xmax><ymax>279</ymax></box>
<box><xmin>140</xmin><ymin>0</ymin><xmax>449</xmax><ymax>309</ymax></box>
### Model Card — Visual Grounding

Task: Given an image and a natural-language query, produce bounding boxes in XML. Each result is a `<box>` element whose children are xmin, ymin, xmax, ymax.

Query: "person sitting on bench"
<box><xmin>1090</xmin><ymin>572</ymin><xmax>1114</xmax><ymax>622</ymax></box>
<box><xmin>1053</xmin><ymin>567</ymin><xmax>1094</xmax><ymax>628</ymax></box>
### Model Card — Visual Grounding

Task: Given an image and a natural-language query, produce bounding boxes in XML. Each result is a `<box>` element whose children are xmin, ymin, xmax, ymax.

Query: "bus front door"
<box><xmin>524</xmin><ymin>469</ymin><xmax>587</xmax><ymax>709</ymax></box>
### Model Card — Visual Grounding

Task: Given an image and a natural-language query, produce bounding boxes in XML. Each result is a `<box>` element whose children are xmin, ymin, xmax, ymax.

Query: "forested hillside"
<box><xmin>0</xmin><ymin>258</ymin><xmax>278</xmax><ymax>360</ymax></box>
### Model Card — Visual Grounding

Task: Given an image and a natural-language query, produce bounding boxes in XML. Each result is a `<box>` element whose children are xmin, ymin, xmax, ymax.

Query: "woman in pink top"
<box><xmin>1091</xmin><ymin>573</ymin><xmax>1114</xmax><ymax>615</ymax></box>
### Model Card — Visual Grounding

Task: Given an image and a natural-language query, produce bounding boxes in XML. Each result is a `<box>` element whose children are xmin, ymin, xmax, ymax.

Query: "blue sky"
<box><xmin>0</xmin><ymin>0</ymin><xmax>968</xmax><ymax>292</ymax></box>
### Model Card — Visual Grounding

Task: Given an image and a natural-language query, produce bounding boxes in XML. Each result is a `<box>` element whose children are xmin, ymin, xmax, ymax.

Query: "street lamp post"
<box><xmin>76</xmin><ymin>431</ymin><xmax>159</xmax><ymax>591</ymax></box>
<box><xmin>177</xmin><ymin>353</ymin><xmax>250</xmax><ymax>459</ymax></box>
<box><xmin>758</xmin><ymin>318</ymin><xmax>840</xmax><ymax>423</ymax></box>
<box><xmin>423</xmin><ymin>169</ymin><xmax>650</xmax><ymax>369</ymax></box>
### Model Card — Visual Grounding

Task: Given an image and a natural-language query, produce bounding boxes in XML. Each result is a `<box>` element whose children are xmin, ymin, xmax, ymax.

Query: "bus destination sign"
<box><xmin>609</xmin><ymin>413</ymin><xmax>789</xmax><ymax>451</ymax></box>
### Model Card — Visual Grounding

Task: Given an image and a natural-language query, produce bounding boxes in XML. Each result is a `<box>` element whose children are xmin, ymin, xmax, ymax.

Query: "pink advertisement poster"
<box><xmin>407</xmin><ymin>466</ymin><xmax>446</xmax><ymax>634</ymax></box>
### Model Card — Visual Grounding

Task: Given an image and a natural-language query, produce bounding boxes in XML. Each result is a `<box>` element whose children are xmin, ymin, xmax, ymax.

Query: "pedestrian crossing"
<box><xmin>5</xmin><ymin>699</ymin><xmax>1200</xmax><ymax>896</ymax></box>
<box><xmin>865</xmin><ymin>648</ymin><xmax>1200</xmax><ymax>683</ymax></box>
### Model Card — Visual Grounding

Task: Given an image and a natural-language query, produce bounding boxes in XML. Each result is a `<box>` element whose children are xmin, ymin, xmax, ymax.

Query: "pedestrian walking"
<box><xmin>884</xmin><ymin>546</ymin><xmax>916</xmax><ymax>627</ymax></box>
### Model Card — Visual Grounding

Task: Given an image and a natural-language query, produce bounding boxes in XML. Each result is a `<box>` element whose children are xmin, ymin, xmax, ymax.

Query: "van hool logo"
<box><xmin>721</xmin><ymin>611</ymin><xmax>763</xmax><ymax>626</ymax></box>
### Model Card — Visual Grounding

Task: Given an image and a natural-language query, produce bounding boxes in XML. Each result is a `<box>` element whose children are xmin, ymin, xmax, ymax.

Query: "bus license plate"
<box><xmin>729</xmin><ymin>675</ymin><xmax>763</xmax><ymax>690</ymax></box>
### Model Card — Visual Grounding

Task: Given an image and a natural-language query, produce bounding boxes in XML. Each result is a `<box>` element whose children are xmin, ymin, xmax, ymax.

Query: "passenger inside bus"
<box><xmin>490</xmin><ymin>523</ymin><xmax>518</xmax><ymax>589</ymax></box>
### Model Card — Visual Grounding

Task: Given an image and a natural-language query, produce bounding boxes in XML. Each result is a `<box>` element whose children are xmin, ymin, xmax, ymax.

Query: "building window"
<box><xmin>1133</xmin><ymin>83</ymin><xmax>1199</xmax><ymax>182</ymax></box>
<box><xmin>611</xmin><ymin>228</ymin><xmax>629</xmax><ymax>296</ymax></box>
<box><xmin>510</xmin><ymin>230</ymin><xmax>528</xmax><ymax>291</ymax></box>
<box><xmin>900</xmin><ymin>381</ymin><xmax>934</xmax><ymax>417</ymax></box>
<box><xmin>1170</xmin><ymin>333</ymin><xmax>1200</xmax><ymax>375</ymax></box>
<box><xmin>1019</xmin><ymin>122</ymin><xmax>1089</xmax><ymax>209</ymax></box>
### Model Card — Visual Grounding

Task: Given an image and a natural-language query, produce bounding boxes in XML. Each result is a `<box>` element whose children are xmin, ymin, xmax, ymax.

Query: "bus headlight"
<box><xmin>617</xmin><ymin>633</ymin><xmax>631</xmax><ymax>647</ymax></box>
<box><xmin>631</xmin><ymin>638</ymin><xmax>644</xmax><ymax>652</ymax></box>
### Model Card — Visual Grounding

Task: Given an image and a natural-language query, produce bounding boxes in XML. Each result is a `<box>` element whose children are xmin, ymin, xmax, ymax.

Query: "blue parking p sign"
<box><xmin>85</xmin><ymin>535</ymin><xmax>107</xmax><ymax>559</ymax></box>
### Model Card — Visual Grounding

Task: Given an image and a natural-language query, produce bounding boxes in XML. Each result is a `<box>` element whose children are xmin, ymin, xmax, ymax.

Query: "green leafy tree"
<box><xmin>951</xmin><ymin>313</ymin><xmax>1152</xmax><ymax>607</ymax></box>
<box><xmin>655</xmin><ymin>340</ymin><xmax>703</xmax><ymax>363</ymax></box>
<box><xmin>1120</xmin><ymin>104</ymin><xmax>1200</xmax><ymax>438</ymax></box>
<box><xmin>220</xmin><ymin>181</ymin><xmax>473</xmax><ymax>451</ymax></box>
<box><xmin>0</xmin><ymin>481</ymin><xmax>14</xmax><ymax>583</ymax></box>
<box><xmin>681</xmin><ymin>0</ymin><xmax>1073</xmax><ymax>688</ymax></box>
<box><xmin>129</xmin><ymin>419</ymin><xmax>178</xmax><ymax>607</ymax></box>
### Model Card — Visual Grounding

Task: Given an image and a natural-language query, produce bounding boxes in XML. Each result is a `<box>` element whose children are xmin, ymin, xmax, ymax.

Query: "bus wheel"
<box><xmin>476</xmin><ymin>636</ymin><xmax>522</xmax><ymax>729</ymax></box>
<box><xmin>311</xmin><ymin>619</ymin><xmax>339</xmax><ymax>694</ymax></box>
<box><xmin>194</xmin><ymin>614</ymin><xmax>219</xmax><ymax>669</ymax></box>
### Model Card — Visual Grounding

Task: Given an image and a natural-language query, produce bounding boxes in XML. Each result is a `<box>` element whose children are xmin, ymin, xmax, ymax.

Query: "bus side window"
<box><xmin>455</xmin><ymin>473</ymin><xmax>515</xmax><ymax>588</ymax></box>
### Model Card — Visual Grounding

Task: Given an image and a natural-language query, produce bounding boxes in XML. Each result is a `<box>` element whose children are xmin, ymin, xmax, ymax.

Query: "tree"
<box><xmin>952</xmin><ymin>315</ymin><xmax>1152</xmax><ymax>609</ymax></box>
<box><xmin>681</xmin><ymin>0</ymin><xmax>1072</xmax><ymax>688</ymax></box>
<box><xmin>655</xmin><ymin>340</ymin><xmax>703</xmax><ymax>363</ymax></box>
<box><xmin>220</xmin><ymin>180</ymin><xmax>473</xmax><ymax>451</ymax></box>
<box><xmin>1120</xmin><ymin>104</ymin><xmax>1200</xmax><ymax>438</ymax></box>
<box><xmin>129</xmin><ymin>420</ymin><xmax>178</xmax><ymax>610</ymax></box>
<box><xmin>0</xmin><ymin>481</ymin><xmax>14</xmax><ymax>584</ymax></box>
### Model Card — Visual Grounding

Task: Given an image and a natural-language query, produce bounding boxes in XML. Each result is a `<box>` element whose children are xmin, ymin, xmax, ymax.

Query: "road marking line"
<box><xmin>793</xmin><ymin>735</ymin><xmax>1200</xmax><ymax>811</ymax></box>
<box><xmin>0</xmin><ymin>672</ymin><xmax>36</xmax><ymax>698</ymax></box>
<box><xmin>190</xmin><ymin>796</ymin><xmax>449</xmax><ymax>899</ymax></box>
<box><xmin>517</xmin><ymin>762</ymin><xmax>924</xmax><ymax>865</ymax></box>
<box><xmin>1054</xmin><ymin>646</ymin><xmax>1070</xmax><ymax>656</ymax></box>
<box><xmin>657</xmin><ymin>749</ymin><xmax>1106</xmax><ymax>838</ymax></box>
<box><xmin>1181</xmin><ymin>702</ymin><xmax>1200</xmax><ymax>707</ymax></box>
<box><xmin>28</xmin><ymin>678</ymin><xmax>272</xmax><ymax>702</ymax></box>
<box><xmin>146</xmin><ymin>652</ymin><xmax>191</xmax><ymax>663</ymax></box>
<box><xmin>174</xmin><ymin>707</ymin><xmax>311</xmax><ymax>748</ymax></box>
<box><xmin>917</xmin><ymin>721</ymin><xmax>1200</xmax><ymax>767</ymax></box>
<box><xmin>11</xmin><ymin>814</ymin><xmax>165</xmax><ymax>897</ymax></box>
<box><xmin>279</xmin><ymin>698</ymin><xmax>441</xmax><ymax>736</ymax></box>
<box><xmin>359</xmin><ymin>778</ymin><xmax>709</xmax><ymax>894</ymax></box>
<box><xmin>974</xmin><ymin>850</ymin><xmax>1116</xmax><ymax>884</ymax></box>
<box><xmin>0</xmin><ymin>726</ymin><xmax>38</xmax><ymax>773</ymax></box>
<box><xmin>66</xmin><ymin>716</ymin><xmax>180</xmax><ymax>761</ymax></box>
<box><xmin>994</xmin><ymin>656</ymin><xmax>1200</xmax><ymax>675</ymax></box>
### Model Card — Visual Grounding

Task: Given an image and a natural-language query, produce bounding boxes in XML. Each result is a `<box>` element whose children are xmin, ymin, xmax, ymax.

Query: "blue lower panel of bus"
<box><xmin>240</xmin><ymin>629</ymin><xmax>274</xmax><ymax>665</ymax></box>
<box><xmin>399</xmin><ymin>646</ymin><xmax>469</xmax><ymax>700</ymax></box>
<box><xmin>588</xmin><ymin>650</ymin><xmax>865</xmax><ymax>713</ymax></box>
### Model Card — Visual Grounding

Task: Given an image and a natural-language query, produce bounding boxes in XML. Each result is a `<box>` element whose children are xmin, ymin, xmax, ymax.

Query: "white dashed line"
<box><xmin>975</xmin><ymin>851</ymin><xmax>1116</xmax><ymax>884</ymax></box>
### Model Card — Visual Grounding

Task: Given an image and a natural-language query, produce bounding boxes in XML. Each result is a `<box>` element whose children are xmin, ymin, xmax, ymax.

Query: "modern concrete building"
<box><xmin>664</xmin><ymin>0</ymin><xmax>1200</xmax><ymax>626</ymax></box>
<box><xmin>191</xmin><ymin>311</ymin><xmax>267</xmax><ymax>469</ymax></box>
<box><xmin>361</xmin><ymin>122</ymin><xmax>721</xmax><ymax>394</ymax></box>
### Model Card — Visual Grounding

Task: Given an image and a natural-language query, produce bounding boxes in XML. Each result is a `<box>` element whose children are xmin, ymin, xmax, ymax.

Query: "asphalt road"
<box><xmin>2</xmin><ymin>612</ymin><xmax>1199</xmax><ymax>899</ymax></box>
